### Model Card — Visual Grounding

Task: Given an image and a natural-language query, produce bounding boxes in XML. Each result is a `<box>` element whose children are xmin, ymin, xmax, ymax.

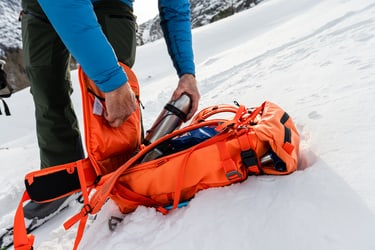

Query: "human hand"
<box><xmin>104</xmin><ymin>82</ymin><xmax>137</xmax><ymax>127</ymax></box>
<box><xmin>172</xmin><ymin>74</ymin><xmax>200</xmax><ymax>120</ymax></box>
<box><xmin>171</xmin><ymin>74</ymin><xmax>200</xmax><ymax>120</ymax></box>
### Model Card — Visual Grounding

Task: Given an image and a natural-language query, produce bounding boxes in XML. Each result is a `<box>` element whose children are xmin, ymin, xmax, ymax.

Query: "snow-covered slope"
<box><xmin>0</xmin><ymin>0</ymin><xmax>261</xmax><ymax>52</ymax></box>
<box><xmin>1</xmin><ymin>0</ymin><xmax>375</xmax><ymax>249</ymax></box>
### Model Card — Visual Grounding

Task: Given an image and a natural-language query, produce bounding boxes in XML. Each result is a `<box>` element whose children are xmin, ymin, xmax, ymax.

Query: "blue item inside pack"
<box><xmin>168</xmin><ymin>126</ymin><xmax>219</xmax><ymax>152</ymax></box>
<box><xmin>139</xmin><ymin>126</ymin><xmax>219</xmax><ymax>162</ymax></box>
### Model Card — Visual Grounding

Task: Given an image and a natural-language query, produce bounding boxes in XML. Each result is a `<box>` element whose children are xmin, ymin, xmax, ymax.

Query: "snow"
<box><xmin>1</xmin><ymin>0</ymin><xmax>375</xmax><ymax>249</ymax></box>
<box><xmin>0</xmin><ymin>0</ymin><xmax>22</xmax><ymax>51</ymax></box>
<box><xmin>133</xmin><ymin>0</ymin><xmax>158</xmax><ymax>24</ymax></box>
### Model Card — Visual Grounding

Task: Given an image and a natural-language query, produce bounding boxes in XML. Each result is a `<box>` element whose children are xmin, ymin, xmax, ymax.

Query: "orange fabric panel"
<box><xmin>78</xmin><ymin>62</ymin><xmax>142</xmax><ymax>175</ymax></box>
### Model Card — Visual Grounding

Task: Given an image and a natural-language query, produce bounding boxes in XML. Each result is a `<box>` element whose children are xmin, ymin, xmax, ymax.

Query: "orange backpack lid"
<box><xmin>78</xmin><ymin>62</ymin><xmax>142</xmax><ymax>175</ymax></box>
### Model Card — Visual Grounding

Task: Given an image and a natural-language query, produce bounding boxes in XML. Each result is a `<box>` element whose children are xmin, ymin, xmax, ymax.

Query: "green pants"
<box><xmin>21</xmin><ymin>0</ymin><xmax>137</xmax><ymax>168</ymax></box>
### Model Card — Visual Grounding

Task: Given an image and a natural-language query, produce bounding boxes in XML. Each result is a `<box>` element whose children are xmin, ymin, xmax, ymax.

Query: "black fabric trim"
<box><xmin>284</xmin><ymin>126</ymin><xmax>291</xmax><ymax>144</ymax></box>
<box><xmin>25</xmin><ymin>168</ymin><xmax>81</xmax><ymax>202</ymax></box>
<box><xmin>241</xmin><ymin>149</ymin><xmax>258</xmax><ymax>167</ymax></box>
<box><xmin>280</xmin><ymin>112</ymin><xmax>289</xmax><ymax>124</ymax></box>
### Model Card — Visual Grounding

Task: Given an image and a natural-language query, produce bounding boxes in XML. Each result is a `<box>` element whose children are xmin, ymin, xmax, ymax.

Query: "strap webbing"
<box><xmin>64</xmin><ymin>160</ymin><xmax>92</xmax><ymax>250</ymax></box>
<box><xmin>173</xmin><ymin>149</ymin><xmax>191</xmax><ymax>210</ymax></box>
<box><xmin>217</xmin><ymin>140</ymin><xmax>243</xmax><ymax>182</ymax></box>
<box><xmin>13</xmin><ymin>191</ymin><xmax>34</xmax><ymax>250</ymax></box>
<box><xmin>237</xmin><ymin>133</ymin><xmax>260</xmax><ymax>174</ymax></box>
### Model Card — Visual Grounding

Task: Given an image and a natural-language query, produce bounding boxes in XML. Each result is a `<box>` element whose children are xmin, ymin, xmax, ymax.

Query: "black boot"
<box><xmin>24</xmin><ymin>196</ymin><xmax>71</xmax><ymax>220</ymax></box>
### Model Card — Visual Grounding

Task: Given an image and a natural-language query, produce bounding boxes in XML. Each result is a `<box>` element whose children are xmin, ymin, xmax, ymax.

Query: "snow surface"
<box><xmin>1</xmin><ymin>0</ymin><xmax>375</xmax><ymax>249</ymax></box>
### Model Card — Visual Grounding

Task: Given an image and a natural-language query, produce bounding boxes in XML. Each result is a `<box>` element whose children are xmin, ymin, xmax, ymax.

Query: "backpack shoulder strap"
<box><xmin>13</xmin><ymin>158</ymin><xmax>97</xmax><ymax>250</ymax></box>
<box><xmin>13</xmin><ymin>191</ymin><xmax>35</xmax><ymax>250</ymax></box>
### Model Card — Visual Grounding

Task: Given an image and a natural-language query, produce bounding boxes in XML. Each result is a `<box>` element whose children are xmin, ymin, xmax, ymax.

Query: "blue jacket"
<box><xmin>37</xmin><ymin>0</ymin><xmax>195</xmax><ymax>92</ymax></box>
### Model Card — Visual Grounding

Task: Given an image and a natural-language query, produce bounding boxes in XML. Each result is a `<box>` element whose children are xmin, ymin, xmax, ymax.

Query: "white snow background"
<box><xmin>1</xmin><ymin>0</ymin><xmax>375</xmax><ymax>249</ymax></box>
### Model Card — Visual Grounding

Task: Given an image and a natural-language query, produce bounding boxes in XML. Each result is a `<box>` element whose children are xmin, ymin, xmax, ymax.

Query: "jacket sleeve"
<box><xmin>159</xmin><ymin>0</ymin><xmax>195</xmax><ymax>77</ymax></box>
<box><xmin>37</xmin><ymin>0</ymin><xmax>127</xmax><ymax>93</ymax></box>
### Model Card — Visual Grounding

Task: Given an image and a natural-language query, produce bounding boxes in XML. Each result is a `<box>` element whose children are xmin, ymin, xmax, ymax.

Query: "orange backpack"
<box><xmin>104</xmin><ymin>101</ymin><xmax>300</xmax><ymax>215</ymax></box>
<box><xmin>12</xmin><ymin>63</ymin><xmax>300</xmax><ymax>250</ymax></box>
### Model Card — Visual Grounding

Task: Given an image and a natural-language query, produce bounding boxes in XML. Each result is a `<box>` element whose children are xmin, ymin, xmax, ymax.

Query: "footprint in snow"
<box><xmin>308</xmin><ymin>111</ymin><xmax>322</xmax><ymax>120</ymax></box>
